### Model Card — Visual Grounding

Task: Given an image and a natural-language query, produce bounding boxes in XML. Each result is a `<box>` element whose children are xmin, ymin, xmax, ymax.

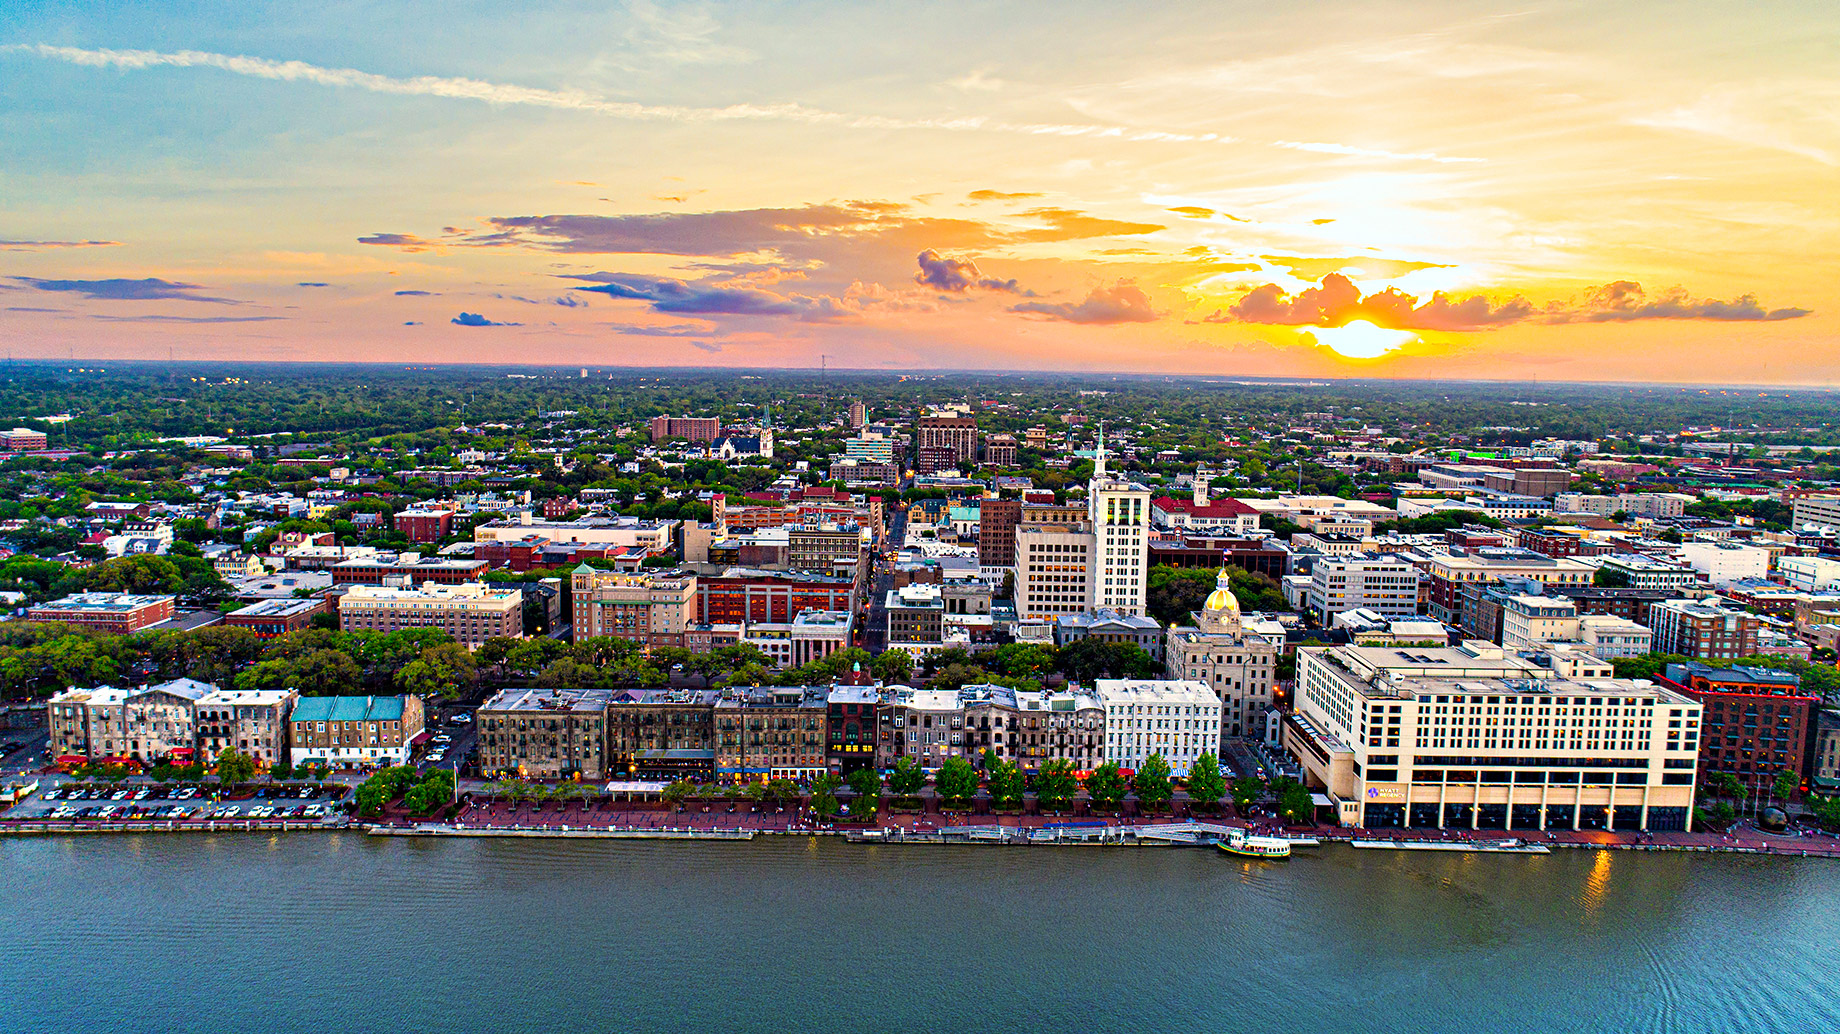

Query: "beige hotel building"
<box><xmin>1285</xmin><ymin>643</ymin><xmax>1701</xmax><ymax>832</ymax></box>
<box><xmin>338</xmin><ymin>581</ymin><xmax>523</xmax><ymax>648</ymax></box>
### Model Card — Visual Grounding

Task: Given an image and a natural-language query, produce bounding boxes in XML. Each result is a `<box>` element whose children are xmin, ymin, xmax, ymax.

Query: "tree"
<box><xmin>846</xmin><ymin>767</ymin><xmax>881</xmax><ymax>816</ymax></box>
<box><xmin>1186</xmin><ymin>752</ymin><xmax>1225</xmax><ymax>812</ymax></box>
<box><xmin>1276</xmin><ymin>780</ymin><xmax>1315</xmax><ymax>825</ymax></box>
<box><xmin>810</xmin><ymin>772</ymin><xmax>842</xmax><ymax>818</ymax></box>
<box><xmin>989</xmin><ymin>759</ymin><xmax>1025</xmax><ymax>810</ymax></box>
<box><xmin>1055</xmin><ymin>638</ymin><xmax>1159</xmax><ymax>683</ymax></box>
<box><xmin>1133</xmin><ymin>753</ymin><xmax>1173</xmax><ymax>810</ymax></box>
<box><xmin>889</xmin><ymin>756</ymin><xmax>927</xmax><ymax>798</ymax></box>
<box><xmin>269</xmin><ymin>759</ymin><xmax>293</xmax><ymax>782</ymax></box>
<box><xmin>214</xmin><ymin>747</ymin><xmax>256</xmax><ymax>786</ymax></box>
<box><xmin>1034</xmin><ymin>758</ymin><xmax>1077</xmax><ymax>810</ymax></box>
<box><xmin>1086</xmin><ymin>761</ymin><xmax>1127</xmax><ymax>806</ymax></box>
<box><xmin>395</xmin><ymin>641</ymin><xmax>478</xmax><ymax>699</ymax></box>
<box><xmin>1773</xmin><ymin>770</ymin><xmax>1799</xmax><ymax>804</ymax></box>
<box><xmin>762</xmin><ymin>777</ymin><xmax>801</xmax><ymax>802</ymax></box>
<box><xmin>661</xmin><ymin>780</ymin><xmax>694</xmax><ymax>804</ymax></box>
<box><xmin>1230</xmin><ymin>776</ymin><xmax>1266</xmax><ymax>810</ymax></box>
<box><xmin>935</xmin><ymin>756</ymin><xmax>979</xmax><ymax>806</ymax></box>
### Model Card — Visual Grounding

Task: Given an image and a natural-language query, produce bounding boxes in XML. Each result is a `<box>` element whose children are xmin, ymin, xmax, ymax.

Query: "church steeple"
<box><xmin>1093</xmin><ymin>421</ymin><xmax>1107</xmax><ymax>479</ymax></box>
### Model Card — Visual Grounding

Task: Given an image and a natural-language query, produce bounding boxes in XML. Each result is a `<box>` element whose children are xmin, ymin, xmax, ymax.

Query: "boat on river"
<box><xmin>1218</xmin><ymin>827</ymin><xmax>1292</xmax><ymax>859</ymax></box>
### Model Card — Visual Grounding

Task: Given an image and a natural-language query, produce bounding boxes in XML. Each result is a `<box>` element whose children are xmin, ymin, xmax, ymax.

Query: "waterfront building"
<box><xmin>338</xmin><ymin>581</ymin><xmax>523</xmax><ymax>648</ymax></box>
<box><xmin>196</xmin><ymin>687</ymin><xmax>296</xmax><ymax>770</ymax></box>
<box><xmin>288</xmin><ymin>695</ymin><xmax>425</xmax><ymax>768</ymax></box>
<box><xmin>1095</xmin><ymin>679</ymin><xmax>1222</xmax><ymax>777</ymax></box>
<box><xmin>28</xmin><ymin>593</ymin><xmax>175</xmax><ymax>634</ymax></box>
<box><xmin>1164</xmin><ymin>569</ymin><xmax>1279</xmax><ymax>742</ymax></box>
<box><xmin>1287</xmin><ymin>643</ymin><xmax>1701</xmax><ymax>831</ymax></box>
<box><xmin>47</xmin><ymin>677</ymin><xmax>214</xmax><ymax>763</ymax></box>
<box><xmin>605</xmin><ymin>688</ymin><xmax>719</xmax><ymax>780</ymax></box>
<box><xmin>1653</xmin><ymin>662</ymin><xmax>1817</xmax><ymax>795</ymax></box>
<box><xmin>477</xmin><ymin>687</ymin><xmax>613</xmax><ymax>780</ymax></box>
<box><xmin>877</xmin><ymin>686</ymin><xmax>966</xmax><ymax>769</ymax></box>
<box><xmin>827</xmin><ymin>685</ymin><xmax>881</xmax><ymax>774</ymax></box>
<box><xmin>715</xmin><ymin>686</ymin><xmax>829</xmax><ymax>782</ymax></box>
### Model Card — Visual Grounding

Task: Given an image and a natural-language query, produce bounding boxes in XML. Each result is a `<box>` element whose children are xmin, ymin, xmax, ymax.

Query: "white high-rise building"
<box><xmin>1087</xmin><ymin>427</ymin><xmax>1151</xmax><ymax>616</ymax></box>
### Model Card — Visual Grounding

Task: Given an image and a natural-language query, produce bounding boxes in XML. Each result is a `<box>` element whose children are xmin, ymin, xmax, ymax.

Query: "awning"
<box><xmin>56</xmin><ymin>755</ymin><xmax>88</xmax><ymax>766</ymax></box>
<box><xmin>1310</xmin><ymin>793</ymin><xmax>1334</xmax><ymax>806</ymax></box>
<box><xmin>409</xmin><ymin>732</ymin><xmax>432</xmax><ymax>746</ymax></box>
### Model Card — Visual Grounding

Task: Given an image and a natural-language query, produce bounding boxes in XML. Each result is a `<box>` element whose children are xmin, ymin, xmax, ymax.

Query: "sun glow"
<box><xmin>1305</xmin><ymin>319</ymin><xmax>1419</xmax><ymax>359</ymax></box>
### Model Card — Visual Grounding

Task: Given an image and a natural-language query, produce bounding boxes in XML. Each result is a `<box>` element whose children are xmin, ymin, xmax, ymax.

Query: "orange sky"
<box><xmin>2</xmin><ymin>2</ymin><xmax>1836</xmax><ymax>381</ymax></box>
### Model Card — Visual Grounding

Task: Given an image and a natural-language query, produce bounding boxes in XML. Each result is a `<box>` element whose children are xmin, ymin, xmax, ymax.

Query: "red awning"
<box><xmin>409</xmin><ymin>731</ymin><xmax>432</xmax><ymax>746</ymax></box>
<box><xmin>169</xmin><ymin>748</ymin><xmax>195</xmax><ymax>756</ymax></box>
<box><xmin>56</xmin><ymin>755</ymin><xmax>88</xmax><ymax>765</ymax></box>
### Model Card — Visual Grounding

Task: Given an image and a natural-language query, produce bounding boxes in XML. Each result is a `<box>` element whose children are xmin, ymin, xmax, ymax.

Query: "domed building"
<box><xmin>1165</xmin><ymin>568</ymin><xmax>1279</xmax><ymax>741</ymax></box>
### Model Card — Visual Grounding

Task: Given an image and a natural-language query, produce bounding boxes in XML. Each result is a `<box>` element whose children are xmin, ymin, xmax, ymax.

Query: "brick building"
<box><xmin>29</xmin><ymin>593</ymin><xmax>175</xmax><ymax>634</ymax></box>
<box><xmin>477</xmin><ymin>687</ymin><xmax>612</xmax><ymax>780</ymax></box>
<box><xmin>1656</xmin><ymin>662</ymin><xmax>1816</xmax><ymax>793</ymax></box>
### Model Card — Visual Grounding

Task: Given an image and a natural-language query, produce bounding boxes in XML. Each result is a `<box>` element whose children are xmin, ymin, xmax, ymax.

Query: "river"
<box><xmin>3</xmin><ymin>833</ymin><xmax>1837</xmax><ymax>1033</ymax></box>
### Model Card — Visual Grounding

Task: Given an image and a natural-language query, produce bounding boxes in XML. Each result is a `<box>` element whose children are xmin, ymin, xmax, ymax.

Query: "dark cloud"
<box><xmin>1207</xmin><ymin>273</ymin><xmax>1806</xmax><ymax>331</ymax></box>
<box><xmin>1548</xmin><ymin>281</ymin><xmax>1811</xmax><ymax>323</ymax></box>
<box><xmin>1012</xmin><ymin>281</ymin><xmax>1156</xmax><ymax>324</ymax></box>
<box><xmin>451</xmin><ymin>312</ymin><xmax>520</xmax><ymax>327</ymax></box>
<box><xmin>297</xmin><ymin>281</ymin><xmax>330</xmax><ymax>287</ymax></box>
<box><xmin>690</xmin><ymin>341</ymin><xmax>723</xmax><ymax>352</ymax></box>
<box><xmin>5</xmin><ymin>306</ymin><xmax>65</xmax><ymax>313</ymax></box>
<box><xmin>967</xmin><ymin>190</ymin><xmax>1043</xmax><ymax>201</ymax></box>
<box><xmin>479</xmin><ymin>205</ymin><xmax>889</xmax><ymax>256</ymax></box>
<box><xmin>570</xmin><ymin>272</ymin><xmax>853</xmax><ymax>321</ymax></box>
<box><xmin>8</xmin><ymin>276</ymin><xmax>237</xmax><ymax>303</ymax></box>
<box><xmin>0</xmin><ymin>240</ymin><xmax>122</xmax><ymax>251</ymax></box>
<box><xmin>913</xmin><ymin>250</ymin><xmax>1025</xmax><ymax>294</ymax></box>
<box><xmin>403</xmin><ymin>321</ymin><xmax>422</xmax><ymax>325</ymax></box>
<box><xmin>393</xmin><ymin>289</ymin><xmax>435</xmax><ymax>296</ymax></box>
<box><xmin>358</xmin><ymin>232</ymin><xmax>437</xmax><ymax>251</ymax></box>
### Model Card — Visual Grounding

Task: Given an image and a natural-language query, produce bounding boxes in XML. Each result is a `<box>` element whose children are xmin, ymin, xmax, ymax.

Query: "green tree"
<box><xmin>810</xmin><ymin>772</ymin><xmax>842</xmax><ymax>818</ymax></box>
<box><xmin>1772</xmin><ymin>770</ymin><xmax>1799</xmax><ymax>804</ymax></box>
<box><xmin>661</xmin><ymin>779</ymin><xmax>694</xmax><ymax>804</ymax></box>
<box><xmin>395</xmin><ymin>641</ymin><xmax>478</xmax><ymax>699</ymax></box>
<box><xmin>1086</xmin><ymin>761</ymin><xmax>1127</xmax><ymax>806</ymax></box>
<box><xmin>935</xmin><ymin>755</ymin><xmax>979</xmax><ymax>806</ymax></box>
<box><xmin>1034</xmin><ymin>758</ymin><xmax>1078</xmax><ymax>810</ymax></box>
<box><xmin>1277</xmin><ymin>780</ymin><xmax>1315</xmax><ymax>825</ymax></box>
<box><xmin>214</xmin><ymin>747</ymin><xmax>256</xmax><ymax>786</ymax></box>
<box><xmin>889</xmin><ymin>756</ymin><xmax>927</xmax><ymax>798</ymax></box>
<box><xmin>989</xmin><ymin>759</ymin><xmax>1025</xmax><ymax>810</ymax></box>
<box><xmin>1133</xmin><ymin>753</ymin><xmax>1173</xmax><ymax>810</ymax></box>
<box><xmin>846</xmin><ymin>767</ymin><xmax>881</xmax><ymax>816</ymax></box>
<box><xmin>762</xmin><ymin>777</ymin><xmax>801</xmax><ymax>802</ymax></box>
<box><xmin>1186</xmin><ymin>752</ymin><xmax>1226</xmax><ymax>811</ymax></box>
<box><xmin>1231</xmin><ymin>776</ymin><xmax>1266</xmax><ymax>810</ymax></box>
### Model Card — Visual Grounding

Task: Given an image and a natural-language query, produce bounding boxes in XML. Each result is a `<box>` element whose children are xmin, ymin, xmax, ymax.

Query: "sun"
<box><xmin>1306</xmin><ymin>319</ymin><xmax>1419</xmax><ymax>359</ymax></box>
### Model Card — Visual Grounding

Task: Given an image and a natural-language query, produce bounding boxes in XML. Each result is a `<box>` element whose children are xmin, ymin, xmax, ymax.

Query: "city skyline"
<box><xmin>2</xmin><ymin>1</ymin><xmax>1837</xmax><ymax>382</ymax></box>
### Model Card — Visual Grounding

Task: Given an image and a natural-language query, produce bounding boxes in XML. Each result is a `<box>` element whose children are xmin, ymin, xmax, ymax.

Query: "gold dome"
<box><xmin>1203</xmin><ymin>568</ymin><xmax>1240</xmax><ymax>621</ymax></box>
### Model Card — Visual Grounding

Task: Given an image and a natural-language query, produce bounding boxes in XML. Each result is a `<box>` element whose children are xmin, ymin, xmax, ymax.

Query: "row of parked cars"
<box><xmin>42</xmin><ymin>785</ymin><xmax>202</xmax><ymax>802</ymax></box>
<box><xmin>43</xmin><ymin>801</ymin><xmax>339</xmax><ymax>821</ymax></box>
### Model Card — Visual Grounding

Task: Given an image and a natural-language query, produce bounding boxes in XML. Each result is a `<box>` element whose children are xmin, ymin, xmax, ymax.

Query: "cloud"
<box><xmin>296</xmin><ymin>281</ymin><xmax>330</xmax><ymax>287</ymax></box>
<box><xmin>8</xmin><ymin>276</ymin><xmax>237</xmax><ymax>303</ymax></box>
<box><xmin>87</xmin><ymin>314</ymin><xmax>283</xmax><ymax>323</ymax></box>
<box><xmin>1272</xmin><ymin>140</ymin><xmax>1486</xmax><ymax>164</ymax></box>
<box><xmin>1261</xmin><ymin>255</ymin><xmax>1453</xmax><ymax>280</ymax></box>
<box><xmin>913</xmin><ymin>250</ymin><xmax>1024</xmax><ymax>293</ymax></box>
<box><xmin>359</xmin><ymin>233</ymin><xmax>439</xmax><ymax>252</ymax></box>
<box><xmin>6</xmin><ymin>306</ymin><xmax>66</xmax><ymax>312</ymax></box>
<box><xmin>570</xmin><ymin>272</ymin><xmax>852</xmax><ymax>321</ymax></box>
<box><xmin>1167</xmin><ymin>206</ymin><xmax>1216</xmax><ymax>218</ymax></box>
<box><xmin>611</xmin><ymin>322</ymin><xmax>724</xmax><ymax>337</ymax></box>
<box><xmin>1015</xmin><ymin>207</ymin><xmax>1165</xmax><ymax>241</ymax></box>
<box><xmin>1548</xmin><ymin>281</ymin><xmax>1811</xmax><ymax>323</ymax></box>
<box><xmin>967</xmin><ymin>190</ymin><xmax>1042</xmax><ymax>201</ymax></box>
<box><xmin>495</xmin><ymin>293</ymin><xmax>590</xmax><ymax>307</ymax></box>
<box><xmin>451</xmin><ymin>312</ymin><xmax>519</xmax><ymax>327</ymax></box>
<box><xmin>8</xmin><ymin>43</ymin><xmax>1214</xmax><ymax>146</ymax></box>
<box><xmin>393</xmin><ymin>289</ymin><xmax>434</xmax><ymax>296</ymax></box>
<box><xmin>0</xmin><ymin>239</ymin><xmax>121</xmax><ymax>251</ymax></box>
<box><xmin>1208</xmin><ymin>273</ymin><xmax>1807</xmax><ymax>331</ymax></box>
<box><xmin>403</xmin><ymin>321</ymin><xmax>422</xmax><ymax>325</ymax></box>
<box><xmin>1012</xmin><ymin>280</ymin><xmax>1156</xmax><ymax>324</ymax></box>
<box><xmin>690</xmin><ymin>341</ymin><xmax>724</xmax><ymax>352</ymax></box>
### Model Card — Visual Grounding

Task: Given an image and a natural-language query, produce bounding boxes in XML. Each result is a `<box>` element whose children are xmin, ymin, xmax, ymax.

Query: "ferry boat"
<box><xmin>1217</xmin><ymin>827</ymin><xmax>1292</xmax><ymax>860</ymax></box>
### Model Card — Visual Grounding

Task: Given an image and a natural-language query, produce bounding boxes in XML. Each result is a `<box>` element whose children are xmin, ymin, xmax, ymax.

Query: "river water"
<box><xmin>3</xmin><ymin>833</ymin><xmax>1837</xmax><ymax>1033</ymax></box>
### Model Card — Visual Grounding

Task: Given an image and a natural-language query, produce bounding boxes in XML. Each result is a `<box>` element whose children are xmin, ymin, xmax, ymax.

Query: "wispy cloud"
<box><xmin>8</xmin><ymin>276</ymin><xmax>238</xmax><ymax>303</ymax></box>
<box><xmin>88</xmin><ymin>314</ymin><xmax>283</xmax><ymax>323</ymax></box>
<box><xmin>1271</xmin><ymin>140</ymin><xmax>1486</xmax><ymax>164</ymax></box>
<box><xmin>0</xmin><ymin>239</ymin><xmax>122</xmax><ymax>251</ymax></box>
<box><xmin>451</xmin><ymin>312</ymin><xmax>519</xmax><ymax>326</ymax></box>
<box><xmin>1012</xmin><ymin>281</ymin><xmax>1156</xmax><ymax>324</ymax></box>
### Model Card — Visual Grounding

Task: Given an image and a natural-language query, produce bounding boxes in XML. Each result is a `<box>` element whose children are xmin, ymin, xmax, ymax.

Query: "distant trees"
<box><xmin>1147</xmin><ymin>565</ymin><xmax>1288</xmax><ymax>625</ymax></box>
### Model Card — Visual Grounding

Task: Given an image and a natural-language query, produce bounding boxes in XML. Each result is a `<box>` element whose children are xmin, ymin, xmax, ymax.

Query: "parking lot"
<box><xmin>418</xmin><ymin>711</ymin><xmax>477</xmax><ymax>774</ymax></box>
<box><xmin>8</xmin><ymin>781</ymin><xmax>347</xmax><ymax>824</ymax></box>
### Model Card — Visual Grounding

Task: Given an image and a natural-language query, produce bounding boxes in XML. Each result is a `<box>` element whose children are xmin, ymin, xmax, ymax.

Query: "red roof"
<box><xmin>1153</xmin><ymin>496</ymin><xmax>1258</xmax><ymax>518</ymax></box>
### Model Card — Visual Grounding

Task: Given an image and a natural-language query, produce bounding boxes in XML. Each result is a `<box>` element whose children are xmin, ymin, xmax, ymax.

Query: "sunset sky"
<box><xmin>2</xmin><ymin>1</ymin><xmax>1836</xmax><ymax>381</ymax></box>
